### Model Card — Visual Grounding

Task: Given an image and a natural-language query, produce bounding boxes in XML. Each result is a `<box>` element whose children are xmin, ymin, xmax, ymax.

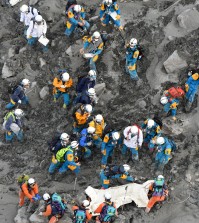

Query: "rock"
<box><xmin>177</xmin><ymin>8</ymin><xmax>199</xmax><ymax>31</ymax></box>
<box><xmin>18</xmin><ymin>64</ymin><xmax>39</xmax><ymax>82</ymax></box>
<box><xmin>66</xmin><ymin>46</ymin><xmax>72</xmax><ymax>57</ymax></box>
<box><xmin>59</xmin><ymin>217</ymin><xmax>73</xmax><ymax>223</ymax></box>
<box><xmin>14</xmin><ymin>207</ymin><xmax>29</xmax><ymax>223</ymax></box>
<box><xmin>163</xmin><ymin>50</ymin><xmax>188</xmax><ymax>73</ymax></box>
<box><xmin>89</xmin><ymin>16</ymin><xmax>99</xmax><ymax>22</ymax></box>
<box><xmin>90</xmin><ymin>24</ymin><xmax>97</xmax><ymax>32</ymax></box>
<box><xmin>26</xmin><ymin>82</ymin><xmax>41</xmax><ymax>108</ymax></box>
<box><xmin>8</xmin><ymin>47</ymin><xmax>15</xmax><ymax>58</ymax></box>
<box><xmin>168</xmin><ymin>36</ymin><xmax>175</xmax><ymax>41</ymax></box>
<box><xmin>19</xmin><ymin>47</ymin><xmax>27</xmax><ymax>54</ymax></box>
<box><xmin>39</xmin><ymin>58</ymin><xmax>46</xmax><ymax>68</ymax></box>
<box><xmin>94</xmin><ymin>83</ymin><xmax>106</xmax><ymax>98</ymax></box>
<box><xmin>29</xmin><ymin>213</ymin><xmax>46</xmax><ymax>223</ymax></box>
<box><xmin>138</xmin><ymin>100</ymin><xmax>147</xmax><ymax>109</ymax></box>
<box><xmin>114</xmin><ymin>214</ymin><xmax>127</xmax><ymax>223</ymax></box>
<box><xmin>39</xmin><ymin>86</ymin><xmax>49</xmax><ymax>100</ymax></box>
<box><xmin>2</xmin><ymin>61</ymin><xmax>15</xmax><ymax>79</ymax></box>
<box><xmin>185</xmin><ymin>172</ymin><xmax>192</xmax><ymax>182</ymax></box>
<box><xmin>29</xmin><ymin>0</ymin><xmax>39</xmax><ymax>5</ymax></box>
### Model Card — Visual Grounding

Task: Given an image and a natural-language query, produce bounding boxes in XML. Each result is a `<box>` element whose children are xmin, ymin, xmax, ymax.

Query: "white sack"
<box><xmin>9</xmin><ymin>0</ymin><xmax>22</xmax><ymax>6</ymax></box>
<box><xmin>10</xmin><ymin>123</ymin><xmax>20</xmax><ymax>134</ymax></box>
<box><xmin>85</xmin><ymin>180</ymin><xmax>154</xmax><ymax>212</ymax></box>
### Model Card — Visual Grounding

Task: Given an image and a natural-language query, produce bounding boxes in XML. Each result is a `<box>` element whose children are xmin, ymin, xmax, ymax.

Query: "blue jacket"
<box><xmin>142</xmin><ymin>119</ymin><xmax>161</xmax><ymax>138</ymax></box>
<box><xmin>76</xmin><ymin>76</ymin><xmax>95</xmax><ymax>93</ymax></box>
<box><xmin>5</xmin><ymin>115</ymin><xmax>22</xmax><ymax>131</ymax></box>
<box><xmin>79</xmin><ymin>128</ymin><xmax>93</xmax><ymax>147</ymax></box>
<box><xmin>126</xmin><ymin>46</ymin><xmax>139</xmax><ymax>65</ymax></box>
<box><xmin>157</xmin><ymin>138</ymin><xmax>172</xmax><ymax>155</ymax></box>
<box><xmin>186</xmin><ymin>76</ymin><xmax>199</xmax><ymax>90</ymax></box>
<box><xmin>101</xmin><ymin>131</ymin><xmax>122</xmax><ymax>150</ymax></box>
<box><xmin>11</xmin><ymin>85</ymin><xmax>26</xmax><ymax>103</ymax></box>
<box><xmin>68</xmin><ymin>6</ymin><xmax>86</xmax><ymax>25</ymax></box>
<box><xmin>100</xmin><ymin>2</ymin><xmax>120</xmax><ymax>19</ymax></box>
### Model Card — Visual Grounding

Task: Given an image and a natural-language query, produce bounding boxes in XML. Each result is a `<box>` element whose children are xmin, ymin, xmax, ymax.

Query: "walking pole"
<box><xmin>122</xmin><ymin>185</ymin><xmax>128</xmax><ymax>213</ymax></box>
<box><xmin>73</xmin><ymin>177</ymin><xmax>77</xmax><ymax>195</ymax></box>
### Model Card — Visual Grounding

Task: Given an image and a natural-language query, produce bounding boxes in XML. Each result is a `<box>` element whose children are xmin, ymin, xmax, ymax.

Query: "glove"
<box><xmin>35</xmin><ymin>194</ymin><xmax>41</xmax><ymax>200</ymax></box>
<box><xmin>32</xmin><ymin>197</ymin><xmax>38</xmax><ymax>202</ymax></box>
<box><xmin>18</xmin><ymin>100</ymin><xmax>22</xmax><ymax>104</ymax></box>
<box><xmin>38</xmin><ymin>212</ymin><xmax>43</xmax><ymax>216</ymax></box>
<box><xmin>27</xmin><ymin>35</ymin><xmax>32</xmax><ymax>39</ymax></box>
<box><xmin>61</xmin><ymin>85</ymin><xmax>66</xmax><ymax>88</ymax></box>
<box><xmin>87</xmin><ymin>141</ymin><xmax>92</xmax><ymax>146</ymax></box>
<box><xmin>185</xmin><ymin>84</ymin><xmax>189</xmax><ymax>92</ymax></box>
<box><xmin>52</xmin><ymin>155</ymin><xmax>58</xmax><ymax>164</ymax></box>
<box><xmin>101</xmin><ymin>150</ymin><xmax>106</xmax><ymax>155</ymax></box>
<box><xmin>116</xmin><ymin>15</ymin><xmax>121</xmax><ymax>20</ymax></box>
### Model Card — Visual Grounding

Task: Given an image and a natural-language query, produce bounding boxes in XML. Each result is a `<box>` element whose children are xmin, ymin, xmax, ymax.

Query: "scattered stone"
<box><xmin>66</xmin><ymin>46</ymin><xmax>72</xmax><ymax>57</ymax></box>
<box><xmin>19</xmin><ymin>47</ymin><xmax>27</xmax><ymax>54</ymax></box>
<box><xmin>26</xmin><ymin>82</ymin><xmax>41</xmax><ymax>108</ymax></box>
<box><xmin>39</xmin><ymin>58</ymin><xmax>46</xmax><ymax>68</ymax></box>
<box><xmin>163</xmin><ymin>50</ymin><xmax>188</xmax><ymax>73</ymax></box>
<box><xmin>29</xmin><ymin>214</ymin><xmax>45</xmax><ymax>223</ymax></box>
<box><xmin>95</xmin><ymin>83</ymin><xmax>106</xmax><ymax>98</ymax></box>
<box><xmin>2</xmin><ymin>61</ymin><xmax>15</xmax><ymax>79</ymax></box>
<box><xmin>51</xmin><ymin>40</ymin><xmax>56</xmax><ymax>47</ymax></box>
<box><xmin>177</xmin><ymin>8</ymin><xmax>199</xmax><ymax>31</ymax></box>
<box><xmin>90</xmin><ymin>24</ymin><xmax>97</xmax><ymax>32</ymax></box>
<box><xmin>39</xmin><ymin>86</ymin><xmax>49</xmax><ymax>100</ymax></box>
<box><xmin>115</xmin><ymin>214</ymin><xmax>127</xmax><ymax>223</ymax></box>
<box><xmin>8</xmin><ymin>47</ymin><xmax>15</xmax><ymax>58</ymax></box>
<box><xmin>89</xmin><ymin>16</ymin><xmax>99</xmax><ymax>22</ymax></box>
<box><xmin>14</xmin><ymin>207</ymin><xmax>29</xmax><ymax>223</ymax></box>
<box><xmin>168</xmin><ymin>36</ymin><xmax>175</xmax><ymax>41</ymax></box>
<box><xmin>137</xmin><ymin>100</ymin><xmax>147</xmax><ymax>109</ymax></box>
<box><xmin>29</xmin><ymin>0</ymin><xmax>39</xmax><ymax>5</ymax></box>
<box><xmin>185</xmin><ymin>172</ymin><xmax>192</xmax><ymax>183</ymax></box>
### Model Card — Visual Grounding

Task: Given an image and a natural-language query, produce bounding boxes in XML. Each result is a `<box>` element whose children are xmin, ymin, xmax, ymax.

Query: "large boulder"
<box><xmin>163</xmin><ymin>50</ymin><xmax>187</xmax><ymax>74</ymax></box>
<box><xmin>177</xmin><ymin>8</ymin><xmax>199</xmax><ymax>31</ymax></box>
<box><xmin>2</xmin><ymin>61</ymin><xmax>15</xmax><ymax>79</ymax></box>
<box><xmin>14</xmin><ymin>207</ymin><xmax>29</xmax><ymax>223</ymax></box>
<box><xmin>26</xmin><ymin>82</ymin><xmax>41</xmax><ymax>108</ymax></box>
<box><xmin>39</xmin><ymin>86</ymin><xmax>49</xmax><ymax>100</ymax></box>
<box><xmin>94</xmin><ymin>83</ymin><xmax>106</xmax><ymax>98</ymax></box>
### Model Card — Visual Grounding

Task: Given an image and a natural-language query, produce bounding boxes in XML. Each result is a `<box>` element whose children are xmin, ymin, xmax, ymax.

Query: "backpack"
<box><xmin>17</xmin><ymin>174</ymin><xmax>30</xmax><ymax>188</ymax></box>
<box><xmin>56</xmin><ymin>146</ymin><xmax>73</xmax><ymax>162</ymax></box>
<box><xmin>4</xmin><ymin>111</ymin><xmax>15</xmax><ymax>122</ymax></box>
<box><xmin>74</xmin><ymin>208</ymin><xmax>86</xmax><ymax>223</ymax></box>
<box><xmin>51</xmin><ymin>201</ymin><xmax>64</xmax><ymax>216</ymax></box>
<box><xmin>99</xmin><ymin>203</ymin><xmax>116</xmax><ymax>222</ymax></box>
<box><xmin>153</xmin><ymin>115</ymin><xmax>163</xmax><ymax>129</ymax></box>
<box><xmin>52</xmin><ymin>193</ymin><xmax>66</xmax><ymax>211</ymax></box>
<box><xmin>154</xmin><ymin>178</ymin><xmax>164</xmax><ymax>194</ymax></box>
<box><xmin>7</xmin><ymin>82</ymin><xmax>20</xmax><ymax>94</ymax></box>
<box><xmin>47</xmin><ymin>132</ymin><xmax>61</xmax><ymax>153</ymax></box>
<box><xmin>168</xmin><ymin>139</ymin><xmax>177</xmax><ymax>152</ymax></box>
<box><xmin>167</xmin><ymin>87</ymin><xmax>185</xmax><ymax>98</ymax></box>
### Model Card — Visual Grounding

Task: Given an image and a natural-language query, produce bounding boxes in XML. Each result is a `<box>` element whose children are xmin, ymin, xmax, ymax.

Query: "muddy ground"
<box><xmin>0</xmin><ymin>0</ymin><xmax>199</xmax><ymax>222</ymax></box>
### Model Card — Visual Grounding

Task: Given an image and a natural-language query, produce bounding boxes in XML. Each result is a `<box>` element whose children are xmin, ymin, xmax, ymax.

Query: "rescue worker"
<box><xmin>26</xmin><ymin>15</ymin><xmax>48</xmax><ymax>52</ymax></box>
<box><xmin>74</xmin><ymin>70</ymin><xmax>97</xmax><ymax>104</ymax></box>
<box><xmin>80</xmin><ymin>31</ymin><xmax>104</xmax><ymax>71</ymax></box>
<box><xmin>38</xmin><ymin>193</ymin><xmax>66</xmax><ymax>223</ymax></box>
<box><xmin>19</xmin><ymin>178</ymin><xmax>41</xmax><ymax>207</ymax></box>
<box><xmin>71</xmin><ymin>140</ymin><xmax>91</xmax><ymax>162</ymax></box>
<box><xmin>142</xmin><ymin>119</ymin><xmax>161</xmax><ymax>151</ymax></box>
<box><xmin>72</xmin><ymin>200</ymin><xmax>92</xmax><ymax>223</ymax></box>
<box><xmin>101</xmin><ymin>131</ymin><xmax>121</xmax><ymax>169</ymax></box>
<box><xmin>154</xmin><ymin>136</ymin><xmax>176</xmax><ymax>172</ymax></box>
<box><xmin>73</xmin><ymin>104</ymin><xmax>93</xmax><ymax>134</ymax></box>
<box><xmin>65</xmin><ymin>4</ymin><xmax>90</xmax><ymax>36</ymax></box>
<box><xmin>94</xmin><ymin>193</ymin><xmax>117</xmax><ymax>223</ymax></box>
<box><xmin>6</xmin><ymin>79</ymin><xmax>30</xmax><ymax>110</ymax></box>
<box><xmin>145</xmin><ymin>175</ymin><xmax>168</xmax><ymax>213</ymax></box>
<box><xmin>100</xmin><ymin>164</ymin><xmax>134</xmax><ymax>189</ymax></box>
<box><xmin>3</xmin><ymin>109</ymin><xmax>24</xmax><ymax>142</ymax></box>
<box><xmin>125</xmin><ymin>38</ymin><xmax>140</xmax><ymax>80</ymax></box>
<box><xmin>122</xmin><ymin>125</ymin><xmax>143</xmax><ymax>162</ymax></box>
<box><xmin>79</xmin><ymin>126</ymin><xmax>96</xmax><ymax>156</ymax></box>
<box><xmin>100</xmin><ymin>0</ymin><xmax>123</xmax><ymax>30</ymax></box>
<box><xmin>20</xmin><ymin>4</ymin><xmax>40</xmax><ymax>36</ymax></box>
<box><xmin>185</xmin><ymin>72</ymin><xmax>199</xmax><ymax>110</ymax></box>
<box><xmin>49</xmin><ymin>133</ymin><xmax>70</xmax><ymax>174</ymax></box>
<box><xmin>89</xmin><ymin>114</ymin><xmax>106</xmax><ymax>148</ymax></box>
<box><xmin>75</xmin><ymin>88</ymin><xmax>98</xmax><ymax>105</ymax></box>
<box><xmin>53</xmin><ymin>72</ymin><xmax>73</xmax><ymax>109</ymax></box>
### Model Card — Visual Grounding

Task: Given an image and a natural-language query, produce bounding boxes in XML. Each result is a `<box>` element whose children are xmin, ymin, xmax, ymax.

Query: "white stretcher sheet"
<box><xmin>110</xmin><ymin>11</ymin><xmax>117</xmax><ymax>20</ymax></box>
<box><xmin>85</xmin><ymin>180</ymin><xmax>154</xmax><ymax>212</ymax></box>
<box><xmin>38</xmin><ymin>35</ymin><xmax>49</xmax><ymax>46</ymax></box>
<box><xmin>83</xmin><ymin>53</ymin><xmax>94</xmax><ymax>59</ymax></box>
<box><xmin>9</xmin><ymin>0</ymin><xmax>22</xmax><ymax>6</ymax></box>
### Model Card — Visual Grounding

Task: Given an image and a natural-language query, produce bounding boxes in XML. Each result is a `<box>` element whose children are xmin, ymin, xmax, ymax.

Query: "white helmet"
<box><xmin>35</xmin><ymin>15</ymin><xmax>43</xmax><ymax>22</ymax></box>
<box><xmin>62</xmin><ymin>72</ymin><xmax>70</xmax><ymax>82</ymax></box>
<box><xmin>123</xmin><ymin>164</ymin><xmax>130</xmax><ymax>172</ymax></box>
<box><xmin>60</xmin><ymin>133</ymin><xmax>69</xmax><ymax>141</ymax></box>
<box><xmin>92</xmin><ymin>31</ymin><xmax>100</xmax><ymax>41</ymax></box>
<box><xmin>157</xmin><ymin>175</ymin><xmax>164</xmax><ymax>180</ymax></box>
<box><xmin>28</xmin><ymin>178</ymin><xmax>35</xmax><ymax>185</ymax></box>
<box><xmin>88</xmin><ymin>88</ymin><xmax>96</xmax><ymax>96</ymax></box>
<box><xmin>20</xmin><ymin>4</ymin><xmax>29</xmax><ymax>13</ymax></box>
<box><xmin>85</xmin><ymin>104</ymin><xmax>93</xmax><ymax>113</ymax></box>
<box><xmin>130</xmin><ymin>38</ymin><xmax>137</xmax><ymax>48</ymax></box>
<box><xmin>87</xmin><ymin>126</ymin><xmax>95</xmax><ymax>134</ymax></box>
<box><xmin>88</xmin><ymin>70</ymin><xmax>97</xmax><ymax>78</ymax></box>
<box><xmin>156</xmin><ymin>137</ymin><xmax>165</xmax><ymax>145</ymax></box>
<box><xmin>160</xmin><ymin>96</ymin><xmax>168</xmax><ymax>105</ymax></box>
<box><xmin>71</xmin><ymin>141</ymin><xmax>79</xmax><ymax>148</ymax></box>
<box><xmin>95</xmin><ymin>114</ymin><xmax>103</xmax><ymax>123</ymax></box>
<box><xmin>112</xmin><ymin>132</ymin><xmax>120</xmax><ymax>141</ymax></box>
<box><xmin>105</xmin><ymin>0</ymin><xmax>112</xmax><ymax>6</ymax></box>
<box><xmin>74</xmin><ymin>5</ymin><xmax>82</xmax><ymax>13</ymax></box>
<box><xmin>104</xmin><ymin>192</ymin><xmax>111</xmax><ymax>200</ymax></box>
<box><xmin>43</xmin><ymin>193</ymin><xmax>50</xmax><ymax>201</ymax></box>
<box><xmin>131</xmin><ymin>125</ymin><xmax>138</xmax><ymax>135</ymax></box>
<box><xmin>82</xmin><ymin>200</ymin><xmax>90</xmax><ymax>207</ymax></box>
<box><xmin>147</xmin><ymin>119</ymin><xmax>155</xmax><ymax>129</ymax></box>
<box><xmin>21</xmin><ymin>79</ymin><xmax>30</xmax><ymax>86</ymax></box>
<box><xmin>14</xmin><ymin>109</ymin><xmax>24</xmax><ymax>118</ymax></box>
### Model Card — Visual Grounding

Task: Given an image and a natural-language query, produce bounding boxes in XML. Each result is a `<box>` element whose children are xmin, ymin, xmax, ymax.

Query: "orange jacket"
<box><xmin>53</xmin><ymin>77</ymin><xmax>73</xmax><ymax>93</ymax></box>
<box><xmin>72</xmin><ymin>205</ymin><xmax>92</xmax><ymax>222</ymax></box>
<box><xmin>21</xmin><ymin>183</ymin><xmax>39</xmax><ymax>199</ymax></box>
<box><xmin>75</xmin><ymin>110</ymin><xmax>90</xmax><ymax>125</ymax></box>
<box><xmin>42</xmin><ymin>204</ymin><xmax>52</xmax><ymax>217</ymax></box>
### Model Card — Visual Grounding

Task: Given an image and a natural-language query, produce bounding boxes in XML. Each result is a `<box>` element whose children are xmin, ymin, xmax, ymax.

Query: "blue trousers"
<box><xmin>65</xmin><ymin>21</ymin><xmax>90</xmax><ymax>36</ymax></box>
<box><xmin>101</xmin><ymin>14</ymin><xmax>121</xmax><ymax>27</ymax></box>
<box><xmin>155</xmin><ymin>152</ymin><xmax>170</xmax><ymax>171</ymax></box>
<box><xmin>144</xmin><ymin>134</ymin><xmax>156</xmax><ymax>151</ymax></box>
<box><xmin>122</xmin><ymin>144</ymin><xmax>139</xmax><ymax>160</ymax></box>
<box><xmin>6</xmin><ymin>96</ymin><xmax>29</xmax><ymax>110</ymax></box>
<box><xmin>59</xmin><ymin>161</ymin><xmax>80</xmax><ymax>174</ymax></box>
<box><xmin>83</xmin><ymin>147</ymin><xmax>91</xmax><ymax>159</ymax></box>
<box><xmin>185</xmin><ymin>87</ymin><xmax>197</xmax><ymax>103</ymax></box>
<box><xmin>27</xmin><ymin>37</ymin><xmax>48</xmax><ymax>52</ymax></box>
<box><xmin>54</xmin><ymin>91</ymin><xmax>70</xmax><ymax>106</ymax></box>
<box><xmin>48</xmin><ymin>162</ymin><xmax>61</xmax><ymax>174</ymax></box>
<box><xmin>125</xmin><ymin>62</ymin><xmax>138</xmax><ymax>80</ymax></box>
<box><xmin>5</xmin><ymin>130</ymin><xmax>23</xmax><ymax>142</ymax></box>
<box><xmin>164</xmin><ymin>103</ymin><xmax>177</xmax><ymax>117</ymax></box>
<box><xmin>93</xmin><ymin>137</ymin><xmax>102</xmax><ymax>149</ymax></box>
<box><xmin>101</xmin><ymin>146</ymin><xmax>114</xmax><ymax>165</ymax></box>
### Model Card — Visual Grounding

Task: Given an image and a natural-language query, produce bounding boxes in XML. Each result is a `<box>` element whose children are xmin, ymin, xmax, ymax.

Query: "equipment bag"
<box><xmin>51</xmin><ymin>201</ymin><xmax>64</xmax><ymax>216</ymax></box>
<box><xmin>167</xmin><ymin>87</ymin><xmax>185</xmax><ymax>98</ymax></box>
<box><xmin>47</xmin><ymin>132</ymin><xmax>61</xmax><ymax>153</ymax></box>
<box><xmin>153</xmin><ymin>115</ymin><xmax>163</xmax><ymax>129</ymax></box>
<box><xmin>74</xmin><ymin>209</ymin><xmax>86</xmax><ymax>223</ymax></box>
<box><xmin>99</xmin><ymin>203</ymin><xmax>116</xmax><ymax>222</ymax></box>
<box><xmin>17</xmin><ymin>174</ymin><xmax>29</xmax><ymax>188</ymax></box>
<box><xmin>52</xmin><ymin>193</ymin><xmax>66</xmax><ymax>211</ymax></box>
